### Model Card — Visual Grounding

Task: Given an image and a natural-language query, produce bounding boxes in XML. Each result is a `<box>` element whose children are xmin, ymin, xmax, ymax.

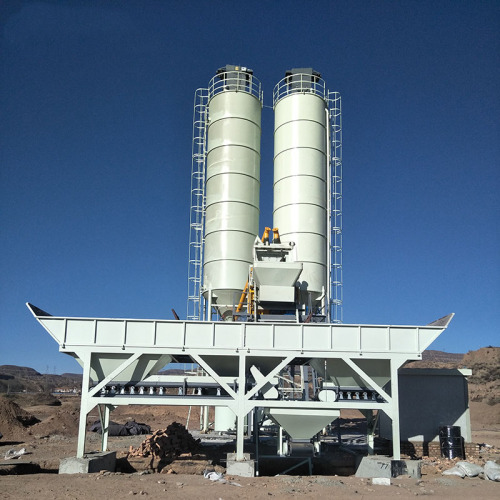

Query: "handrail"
<box><xmin>273</xmin><ymin>73</ymin><xmax>326</xmax><ymax>107</ymax></box>
<box><xmin>208</xmin><ymin>70</ymin><xmax>263</xmax><ymax>103</ymax></box>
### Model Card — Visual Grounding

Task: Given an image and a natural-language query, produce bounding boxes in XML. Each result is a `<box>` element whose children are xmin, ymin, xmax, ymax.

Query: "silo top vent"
<box><xmin>217</xmin><ymin>65</ymin><xmax>253</xmax><ymax>75</ymax></box>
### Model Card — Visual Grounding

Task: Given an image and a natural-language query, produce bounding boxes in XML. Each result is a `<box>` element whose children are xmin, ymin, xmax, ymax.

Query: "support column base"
<box><xmin>355</xmin><ymin>456</ymin><xmax>421</xmax><ymax>479</ymax></box>
<box><xmin>226</xmin><ymin>453</ymin><xmax>255</xmax><ymax>477</ymax></box>
<box><xmin>59</xmin><ymin>451</ymin><xmax>116</xmax><ymax>474</ymax></box>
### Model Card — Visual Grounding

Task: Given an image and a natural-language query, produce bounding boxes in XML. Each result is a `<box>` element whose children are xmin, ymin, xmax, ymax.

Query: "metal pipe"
<box><xmin>235</xmin><ymin>280</ymin><xmax>249</xmax><ymax>313</ymax></box>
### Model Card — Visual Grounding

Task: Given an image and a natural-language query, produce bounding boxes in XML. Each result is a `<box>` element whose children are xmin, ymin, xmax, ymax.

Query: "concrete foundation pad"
<box><xmin>372</xmin><ymin>477</ymin><xmax>391</xmax><ymax>486</ymax></box>
<box><xmin>356</xmin><ymin>456</ymin><xmax>392</xmax><ymax>478</ymax></box>
<box><xmin>59</xmin><ymin>451</ymin><xmax>116</xmax><ymax>474</ymax></box>
<box><xmin>391</xmin><ymin>459</ymin><xmax>422</xmax><ymax>478</ymax></box>
<box><xmin>355</xmin><ymin>456</ymin><xmax>421</xmax><ymax>479</ymax></box>
<box><xmin>0</xmin><ymin>460</ymin><xmax>41</xmax><ymax>475</ymax></box>
<box><xmin>226</xmin><ymin>453</ymin><xmax>255</xmax><ymax>477</ymax></box>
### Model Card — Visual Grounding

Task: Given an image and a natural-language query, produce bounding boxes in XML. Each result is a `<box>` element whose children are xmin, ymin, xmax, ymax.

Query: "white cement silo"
<box><xmin>203</xmin><ymin>66</ymin><xmax>262</xmax><ymax>320</ymax></box>
<box><xmin>273</xmin><ymin>69</ymin><xmax>328</xmax><ymax>313</ymax></box>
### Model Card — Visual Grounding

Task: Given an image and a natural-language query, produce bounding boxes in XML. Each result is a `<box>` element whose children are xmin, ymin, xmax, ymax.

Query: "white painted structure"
<box><xmin>273</xmin><ymin>70</ymin><xmax>328</xmax><ymax>313</ymax></box>
<box><xmin>202</xmin><ymin>66</ymin><xmax>262</xmax><ymax>320</ymax></box>
<box><xmin>28</xmin><ymin>66</ymin><xmax>455</xmax><ymax>471</ymax></box>
<box><xmin>27</xmin><ymin>303</ymin><xmax>453</xmax><ymax>461</ymax></box>
<box><xmin>188</xmin><ymin>67</ymin><xmax>343</xmax><ymax>324</ymax></box>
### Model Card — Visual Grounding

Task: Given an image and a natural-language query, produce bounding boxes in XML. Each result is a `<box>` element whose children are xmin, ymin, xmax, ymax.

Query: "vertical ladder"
<box><xmin>187</xmin><ymin>88</ymin><xmax>208</xmax><ymax>321</ymax></box>
<box><xmin>328</xmin><ymin>91</ymin><xmax>343</xmax><ymax>324</ymax></box>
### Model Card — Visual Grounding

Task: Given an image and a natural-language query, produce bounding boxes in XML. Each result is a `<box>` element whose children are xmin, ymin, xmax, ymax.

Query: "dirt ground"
<box><xmin>1</xmin><ymin>395</ymin><xmax>499</xmax><ymax>498</ymax></box>
<box><xmin>2</xmin><ymin>469</ymin><xmax>500</xmax><ymax>500</ymax></box>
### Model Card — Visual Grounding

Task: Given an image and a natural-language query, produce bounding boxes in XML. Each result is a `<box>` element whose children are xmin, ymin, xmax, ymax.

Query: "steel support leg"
<box><xmin>98</xmin><ymin>404</ymin><xmax>111</xmax><ymax>452</ymax></box>
<box><xmin>236</xmin><ymin>413</ymin><xmax>246</xmax><ymax>460</ymax></box>
<box><xmin>367</xmin><ymin>412</ymin><xmax>375</xmax><ymax>455</ymax></box>
<box><xmin>202</xmin><ymin>405</ymin><xmax>209</xmax><ymax>432</ymax></box>
<box><xmin>77</xmin><ymin>352</ymin><xmax>91</xmax><ymax>458</ymax></box>
<box><xmin>206</xmin><ymin>289</ymin><xmax>212</xmax><ymax>321</ymax></box>
<box><xmin>361</xmin><ymin>409</ymin><xmax>377</xmax><ymax>455</ymax></box>
<box><xmin>278</xmin><ymin>426</ymin><xmax>284</xmax><ymax>456</ymax></box>
<box><xmin>235</xmin><ymin>353</ymin><xmax>246</xmax><ymax>460</ymax></box>
<box><xmin>390</xmin><ymin>359</ymin><xmax>401</xmax><ymax>460</ymax></box>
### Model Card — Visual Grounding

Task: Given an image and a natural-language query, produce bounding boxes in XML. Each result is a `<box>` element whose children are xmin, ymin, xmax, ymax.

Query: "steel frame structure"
<box><xmin>28</xmin><ymin>303</ymin><xmax>453</xmax><ymax>462</ymax></box>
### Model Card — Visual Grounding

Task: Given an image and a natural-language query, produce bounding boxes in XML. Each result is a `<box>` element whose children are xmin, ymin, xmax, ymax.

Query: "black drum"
<box><xmin>439</xmin><ymin>425</ymin><xmax>464</xmax><ymax>459</ymax></box>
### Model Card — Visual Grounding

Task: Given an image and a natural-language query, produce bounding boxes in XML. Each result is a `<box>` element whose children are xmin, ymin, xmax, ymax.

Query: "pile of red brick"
<box><xmin>129</xmin><ymin>422</ymin><xmax>201</xmax><ymax>460</ymax></box>
<box><xmin>400</xmin><ymin>441</ymin><xmax>480</xmax><ymax>459</ymax></box>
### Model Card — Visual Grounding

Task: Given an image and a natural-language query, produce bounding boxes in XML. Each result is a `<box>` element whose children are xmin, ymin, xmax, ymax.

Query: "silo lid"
<box><xmin>216</xmin><ymin>65</ymin><xmax>253</xmax><ymax>75</ymax></box>
<box><xmin>285</xmin><ymin>67</ymin><xmax>321</xmax><ymax>79</ymax></box>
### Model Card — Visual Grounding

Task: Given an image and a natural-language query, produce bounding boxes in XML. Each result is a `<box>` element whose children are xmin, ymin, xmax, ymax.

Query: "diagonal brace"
<box><xmin>245</xmin><ymin>355</ymin><xmax>295</xmax><ymax>400</ymax></box>
<box><xmin>342</xmin><ymin>357</ymin><xmax>392</xmax><ymax>403</ymax></box>
<box><xmin>190</xmin><ymin>354</ymin><xmax>238</xmax><ymax>399</ymax></box>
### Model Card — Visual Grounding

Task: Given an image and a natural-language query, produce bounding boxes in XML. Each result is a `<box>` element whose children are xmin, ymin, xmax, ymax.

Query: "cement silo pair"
<box><xmin>192</xmin><ymin>65</ymin><xmax>341</xmax><ymax>323</ymax></box>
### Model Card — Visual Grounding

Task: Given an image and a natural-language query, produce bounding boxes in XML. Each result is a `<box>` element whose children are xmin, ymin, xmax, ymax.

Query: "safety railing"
<box><xmin>273</xmin><ymin>72</ymin><xmax>326</xmax><ymax>107</ymax></box>
<box><xmin>208</xmin><ymin>69</ymin><xmax>263</xmax><ymax>102</ymax></box>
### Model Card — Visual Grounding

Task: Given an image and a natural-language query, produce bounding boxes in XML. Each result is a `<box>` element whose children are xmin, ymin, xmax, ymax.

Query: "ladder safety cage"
<box><xmin>187</xmin><ymin>88</ymin><xmax>209</xmax><ymax>321</ymax></box>
<box><xmin>328</xmin><ymin>91</ymin><xmax>343</xmax><ymax>324</ymax></box>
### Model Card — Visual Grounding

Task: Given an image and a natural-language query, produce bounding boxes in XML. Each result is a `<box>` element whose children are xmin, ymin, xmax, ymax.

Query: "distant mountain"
<box><xmin>421</xmin><ymin>350</ymin><xmax>464</xmax><ymax>364</ymax></box>
<box><xmin>0</xmin><ymin>365</ymin><xmax>42</xmax><ymax>378</ymax></box>
<box><xmin>404</xmin><ymin>347</ymin><xmax>500</xmax><ymax>406</ymax></box>
<box><xmin>0</xmin><ymin>365</ymin><xmax>82</xmax><ymax>393</ymax></box>
<box><xmin>461</xmin><ymin>347</ymin><xmax>500</xmax><ymax>405</ymax></box>
<box><xmin>61</xmin><ymin>373</ymin><xmax>83</xmax><ymax>379</ymax></box>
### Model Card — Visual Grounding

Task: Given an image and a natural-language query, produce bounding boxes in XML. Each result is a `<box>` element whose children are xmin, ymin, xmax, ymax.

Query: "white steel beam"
<box><xmin>77</xmin><ymin>351</ymin><xmax>92</xmax><ymax>458</ymax></box>
<box><xmin>27</xmin><ymin>304</ymin><xmax>453</xmax><ymax>462</ymax></box>
<box><xmin>390</xmin><ymin>358</ymin><xmax>402</xmax><ymax>460</ymax></box>
<box><xmin>236</xmin><ymin>353</ymin><xmax>247</xmax><ymax>460</ymax></box>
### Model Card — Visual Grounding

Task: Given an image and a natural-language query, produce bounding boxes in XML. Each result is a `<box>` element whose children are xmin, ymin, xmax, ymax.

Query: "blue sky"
<box><xmin>1</xmin><ymin>0</ymin><xmax>498</xmax><ymax>374</ymax></box>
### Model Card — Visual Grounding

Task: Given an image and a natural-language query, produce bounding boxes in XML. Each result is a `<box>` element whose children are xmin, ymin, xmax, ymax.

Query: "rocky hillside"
<box><xmin>0</xmin><ymin>365</ymin><xmax>81</xmax><ymax>394</ymax></box>
<box><xmin>421</xmin><ymin>349</ymin><xmax>464</xmax><ymax>363</ymax></box>
<box><xmin>405</xmin><ymin>347</ymin><xmax>500</xmax><ymax>406</ymax></box>
<box><xmin>461</xmin><ymin>347</ymin><xmax>500</xmax><ymax>405</ymax></box>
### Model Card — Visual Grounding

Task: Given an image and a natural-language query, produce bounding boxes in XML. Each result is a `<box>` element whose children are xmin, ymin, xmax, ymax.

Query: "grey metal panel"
<box><xmin>274</xmin><ymin>148</ymin><xmax>326</xmax><ymax>181</ymax></box>
<box><xmin>258</xmin><ymin>285</ymin><xmax>295</xmax><ymax>303</ymax></box>
<box><xmin>267</xmin><ymin>408</ymin><xmax>340</xmax><ymax>440</ymax></box>
<box><xmin>205</xmin><ymin>203</ymin><xmax>258</xmax><ymax>235</ymax></box>
<box><xmin>156</xmin><ymin>321</ymin><xmax>185</xmax><ymax>346</ymax></box>
<box><xmin>205</xmin><ymin>145</ymin><xmax>260</xmax><ymax>179</ymax></box>
<box><xmin>65</xmin><ymin>319</ymin><xmax>94</xmax><ymax>345</ymax></box>
<box><xmin>204</xmin><ymin>232</ymin><xmax>257</xmax><ymax>262</ymax></box>
<box><xmin>378</xmin><ymin>368</ymin><xmax>472</xmax><ymax>442</ymax></box>
<box><xmin>252</xmin><ymin>262</ymin><xmax>303</xmax><ymax>287</ymax></box>
<box><xmin>311</xmin><ymin>357</ymin><xmax>391</xmax><ymax>389</ymax></box>
<box><xmin>273</xmin><ymin>204</ymin><xmax>326</xmax><ymax>235</ymax></box>
<box><xmin>34</xmin><ymin>313</ymin><xmax>449</xmax><ymax>357</ymax></box>
<box><xmin>90</xmin><ymin>353</ymin><xmax>172</xmax><ymax>383</ymax></box>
